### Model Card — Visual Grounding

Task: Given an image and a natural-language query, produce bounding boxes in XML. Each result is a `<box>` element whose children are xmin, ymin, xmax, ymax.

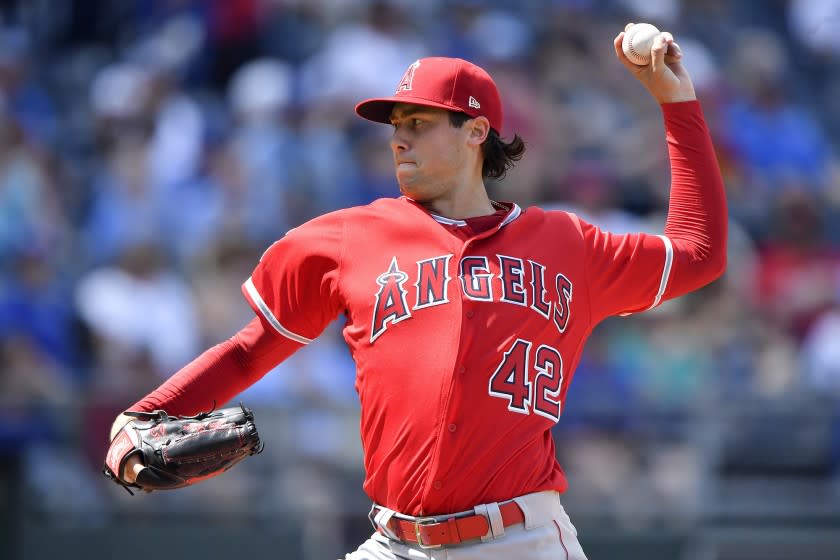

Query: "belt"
<box><xmin>374</xmin><ymin>500</ymin><xmax>525</xmax><ymax>549</ymax></box>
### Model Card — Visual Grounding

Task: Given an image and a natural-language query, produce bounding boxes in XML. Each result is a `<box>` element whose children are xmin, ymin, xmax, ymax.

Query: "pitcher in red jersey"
<box><xmin>106</xmin><ymin>24</ymin><xmax>726</xmax><ymax>559</ymax></box>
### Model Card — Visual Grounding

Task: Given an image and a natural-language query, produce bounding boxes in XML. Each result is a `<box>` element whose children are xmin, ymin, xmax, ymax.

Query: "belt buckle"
<box><xmin>413</xmin><ymin>517</ymin><xmax>443</xmax><ymax>549</ymax></box>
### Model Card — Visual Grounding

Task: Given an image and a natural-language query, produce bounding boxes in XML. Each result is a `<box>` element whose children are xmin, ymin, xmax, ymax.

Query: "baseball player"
<box><xmin>107</xmin><ymin>25</ymin><xmax>726</xmax><ymax>559</ymax></box>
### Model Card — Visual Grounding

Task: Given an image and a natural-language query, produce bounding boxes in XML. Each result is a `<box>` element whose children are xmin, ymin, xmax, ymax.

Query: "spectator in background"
<box><xmin>0</xmin><ymin>26</ymin><xmax>58</xmax><ymax>150</ymax></box>
<box><xmin>787</xmin><ymin>0</ymin><xmax>840</xmax><ymax>61</ymax></box>
<box><xmin>81</xmin><ymin>62</ymin><xmax>162</xmax><ymax>264</ymax></box>
<box><xmin>299</xmin><ymin>0</ymin><xmax>428</xmax><ymax>106</ymax></box>
<box><xmin>754</xmin><ymin>191</ymin><xmax>840</xmax><ymax>340</ymax></box>
<box><xmin>0</xmin><ymin>250</ymin><xmax>81</xmax><ymax>375</ymax></box>
<box><xmin>0</xmin><ymin>97</ymin><xmax>65</xmax><ymax>263</ymax></box>
<box><xmin>720</xmin><ymin>29</ymin><xmax>833</xmax><ymax>212</ymax></box>
<box><xmin>257</xmin><ymin>1</ymin><xmax>327</xmax><ymax>65</ymax></box>
<box><xmin>131</xmin><ymin>15</ymin><xmax>207</xmax><ymax>192</ymax></box>
<box><xmin>801</xmin><ymin>304</ymin><xmax>840</xmax><ymax>396</ymax></box>
<box><xmin>0</xmin><ymin>78</ymin><xmax>77</xmax><ymax>370</ymax></box>
<box><xmin>223</xmin><ymin>57</ymin><xmax>301</xmax><ymax>242</ymax></box>
<box><xmin>74</xmin><ymin>242</ymin><xmax>201</xmax><ymax>392</ymax></box>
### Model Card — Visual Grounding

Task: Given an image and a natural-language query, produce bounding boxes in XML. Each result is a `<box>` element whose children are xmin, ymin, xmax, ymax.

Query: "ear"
<box><xmin>466</xmin><ymin>116</ymin><xmax>491</xmax><ymax>146</ymax></box>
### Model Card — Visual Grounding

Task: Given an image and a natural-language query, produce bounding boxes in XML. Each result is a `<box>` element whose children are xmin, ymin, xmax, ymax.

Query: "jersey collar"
<box><xmin>497</xmin><ymin>203</ymin><xmax>522</xmax><ymax>228</ymax></box>
<box><xmin>401</xmin><ymin>196</ymin><xmax>522</xmax><ymax>230</ymax></box>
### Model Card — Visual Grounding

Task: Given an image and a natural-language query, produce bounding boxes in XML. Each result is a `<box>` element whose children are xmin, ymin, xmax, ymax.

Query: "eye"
<box><xmin>391</xmin><ymin>117</ymin><xmax>425</xmax><ymax>129</ymax></box>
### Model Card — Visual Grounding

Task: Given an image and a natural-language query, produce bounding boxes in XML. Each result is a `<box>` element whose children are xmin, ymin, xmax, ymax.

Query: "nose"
<box><xmin>390</xmin><ymin>127</ymin><xmax>409</xmax><ymax>152</ymax></box>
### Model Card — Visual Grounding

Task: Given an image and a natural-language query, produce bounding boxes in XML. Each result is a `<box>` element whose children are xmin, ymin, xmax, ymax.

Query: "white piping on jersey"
<box><xmin>430</xmin><ymin>203</ymin><xmax>522</xmax><ymax>228</ymax></box>
<box><xmin>244</xmin><ymin>277</ymin><xmax>313</xmax><ymax>345</ymax></box>
<box><xmin>647</xmin><ymin>235</ymin><xmax>674</xmax><ymax>310</ymax></box>
<box><xmin>431</xmin><ymin>214</ymin><xmax>467</xmax><ymax>226</ymax></box>
<box><xmin>500</xmin><ymin>204</ymin><xmax>522</xmax><ymax>227</ymax></box>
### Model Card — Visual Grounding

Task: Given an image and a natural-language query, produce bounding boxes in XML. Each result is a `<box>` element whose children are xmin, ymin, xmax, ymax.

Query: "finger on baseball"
<box><xmin>614</xmin><ymin>32</ymin><xmax>641</xmax><ymax>71</ymax></box>
<box><xmin>625</xmin><ymin>22</ymin><xmax>635</xmax><ymax>31</ymax></box>
<box><xmin>657</xmin><ymin>32</ymin><xmax>683</xmax><ymax>60</ymax></box>
<box><xmin>650</xmin><ymin>34</ymin><xmax>668</xmax><ymax>74</ymax></box>
<box><xmin>666</xmin><ymin>40</ymin><xmax>683</xmax><ymax>59</ymax></box>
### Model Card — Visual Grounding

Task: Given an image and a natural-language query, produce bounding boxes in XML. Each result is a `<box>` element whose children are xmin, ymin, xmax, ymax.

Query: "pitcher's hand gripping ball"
<box><xmin>622</xmin><ymin>23</ymin><xmax>661</xmax><ymax>66</ymax></box>
<box><xmin>103</xmin><ymin>403</ymin><xmax>263</xmax><ymax>494</ymax></box>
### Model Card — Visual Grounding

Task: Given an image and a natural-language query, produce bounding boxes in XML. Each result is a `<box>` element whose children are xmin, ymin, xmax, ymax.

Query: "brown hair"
<box><xmin>448</xmin><ymin>112</ymin><xmax>525</xmax><ymax>180</ymax></box>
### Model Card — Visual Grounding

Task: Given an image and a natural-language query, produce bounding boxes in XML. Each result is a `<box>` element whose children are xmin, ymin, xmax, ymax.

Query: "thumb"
<box><xmin>650</xmin><ymin>34</ymin><xmax>668</xmax><ymax>75</ymax></box>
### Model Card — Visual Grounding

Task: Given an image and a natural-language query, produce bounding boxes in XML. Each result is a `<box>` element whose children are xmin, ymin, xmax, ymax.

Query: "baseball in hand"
<box><xmin>622</xmin><ymin>23</ymin><xmax>661</xmax><ymax>66</ymax></box>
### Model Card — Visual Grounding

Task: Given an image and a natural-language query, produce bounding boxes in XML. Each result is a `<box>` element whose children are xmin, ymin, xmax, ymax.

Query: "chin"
<box><xmin>397</xmin><ymin>170</ymin><xmax>446</xmax><ymax>202</ymax></box>
<box><xmin>398</xmin><ymin>182</ymin><xmax>431</xmax><ymax>201</ymax></box>
<box><xmin>397</xmin><ymin>176</ymin><xmax>421</xmax><ymax>198</ymax></box>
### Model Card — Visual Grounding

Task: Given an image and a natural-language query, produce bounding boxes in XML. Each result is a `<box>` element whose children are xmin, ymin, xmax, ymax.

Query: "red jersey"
<box><xmin>244</xmin><ymin>197</ymin><xmax>665</xmax><ymax>514</ymax></box>
<box><xmin>134</xmin><ymin>100</ymin><xmax>726</xmax><ymax>516</ymax></box>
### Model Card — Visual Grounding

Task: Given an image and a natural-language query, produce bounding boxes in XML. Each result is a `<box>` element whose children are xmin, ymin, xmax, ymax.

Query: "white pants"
<box><xmin>344</xmin><ymin>490</ymin><xmax>588</xmax><ymax>560</ymax></box>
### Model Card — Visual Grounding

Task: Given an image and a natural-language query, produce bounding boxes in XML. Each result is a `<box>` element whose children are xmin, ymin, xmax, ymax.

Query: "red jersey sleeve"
<box><xmin>578</xmin><ymin>221</ymin><xmax>673</xmax><ymax>321</ymax></box>
<box><xmin>242</xmin><ymin>211</ymin><xmax>345</xmax><ymax>344</ymax></box>
<box><xmin>580</xmin><ymin>100</ymin><xmax>727</xmax><ymax>323</ymax></box>
<box><xmin>129</xmin><ymin>317</ymin><xmax>299</xmax><ymax>416</ymax></box>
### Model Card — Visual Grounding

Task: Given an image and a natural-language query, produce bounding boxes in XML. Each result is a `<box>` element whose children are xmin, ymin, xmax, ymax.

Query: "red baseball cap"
<box><xmin>355</xmin><ymin>57</ymin><xmax>504</xmax><ymax>133</ymax></box>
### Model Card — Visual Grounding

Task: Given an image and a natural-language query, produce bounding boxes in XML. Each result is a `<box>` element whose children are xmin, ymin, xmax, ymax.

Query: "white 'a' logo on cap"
<box><xmin>396</xmin><ymin>60</ymin><xmax>421</xmax><ymax>93</ymax></box>
<box><xmin>469</xmin><ymin>96</ymin><xmax>481</xmax><ymax>109</ymax></box>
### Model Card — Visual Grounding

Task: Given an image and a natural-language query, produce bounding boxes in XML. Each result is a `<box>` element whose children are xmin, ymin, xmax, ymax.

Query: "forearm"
<box><xmin>661</xmin><ymin>100</ymin><xmax>728</xmax><ymax>296</ymax></box>
<box><xmin>128</xmin><ymin>317</ymin><xmax>300</xmax><ymax>416</ymax></box>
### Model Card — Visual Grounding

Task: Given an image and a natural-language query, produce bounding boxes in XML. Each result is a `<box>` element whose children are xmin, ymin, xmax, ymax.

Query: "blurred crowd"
<box><xmin>1</xmin><ymin>0</ymin><xmax>840</xmax><ymax>557</ymax></box>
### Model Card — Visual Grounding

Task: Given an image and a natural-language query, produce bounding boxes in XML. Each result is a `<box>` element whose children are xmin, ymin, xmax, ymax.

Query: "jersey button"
<box><xmin>466</xmin><ymin>311</ymin><xmax>475</xmax><ymax>319</ymax></box>
<box><xmin>448</xmin><ymin>424</ymin><xmax>457</xmax><ymax>433</ymax></box>
<box><xmin>433</xmin><ymin>480</ymin><xmax>443</xmax><ymax>490</ymax></box>
<box><xmin>458</xmin><ymin>366</ymin><xmax>466</xmax><ymax>374</ymax></box>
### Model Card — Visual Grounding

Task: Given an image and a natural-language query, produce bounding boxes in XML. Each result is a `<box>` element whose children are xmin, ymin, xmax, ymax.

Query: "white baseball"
<box><xmin>622</xmin><ymin>23</ymin><xmax>661</xmax><ymax>66</ymax></box>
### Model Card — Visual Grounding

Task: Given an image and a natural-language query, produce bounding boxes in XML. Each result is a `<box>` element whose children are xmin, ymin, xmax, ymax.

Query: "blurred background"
<box><xmin>1</xmin><ymin>0</ymin><xmax>839</xmax><ymax>559</ymax></box>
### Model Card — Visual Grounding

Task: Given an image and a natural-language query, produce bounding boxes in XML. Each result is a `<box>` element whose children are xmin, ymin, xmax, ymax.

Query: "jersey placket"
<box><xmin>418</xmin><ymin>223</ymin><xmax>507</xmax><ymax>513</ymax></box>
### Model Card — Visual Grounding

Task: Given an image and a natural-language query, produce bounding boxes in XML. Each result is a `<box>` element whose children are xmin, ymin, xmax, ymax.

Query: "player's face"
<box><xmin>389</xmin><ymin>104</ymin><xmax>473</xmax><ymax>201</ymax></box>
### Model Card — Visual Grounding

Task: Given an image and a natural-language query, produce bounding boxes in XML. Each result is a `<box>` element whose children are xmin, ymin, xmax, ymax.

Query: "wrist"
<box><xmin>658</xmin><ymin>94</ymin><xmax>697</xmax><ymax>104</ymax></box>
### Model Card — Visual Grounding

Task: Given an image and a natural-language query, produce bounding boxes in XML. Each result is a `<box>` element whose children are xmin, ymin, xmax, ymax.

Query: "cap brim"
<box><xmin>355</xmin><ymin>96</ymin><xmax>465</xmax><ymax>125</ymax></box>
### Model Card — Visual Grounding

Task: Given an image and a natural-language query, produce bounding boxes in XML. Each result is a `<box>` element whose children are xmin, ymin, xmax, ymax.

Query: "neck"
<box><xmin>418</xmin><ymin>193</ymin><xmax>495</xmax><ymax>219</ymax></box>
<box><xmin>414</xmin><ymin>179</ymin><xmax>496</xmax><ymax>219</ymax></box>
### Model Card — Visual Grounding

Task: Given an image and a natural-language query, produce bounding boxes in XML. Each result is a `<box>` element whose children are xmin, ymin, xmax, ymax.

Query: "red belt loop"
<box><xmin>446</xmin><ymin>517</ymin><xmax>461</xmax><ymax>542</ymax></box>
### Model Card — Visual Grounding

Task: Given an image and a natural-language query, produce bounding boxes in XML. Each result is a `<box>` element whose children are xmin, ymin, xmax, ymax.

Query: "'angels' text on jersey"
<box><xmin>370</xmin><ymin>254</ymin><xmax>573</xmax><ymax>342</ymax></box>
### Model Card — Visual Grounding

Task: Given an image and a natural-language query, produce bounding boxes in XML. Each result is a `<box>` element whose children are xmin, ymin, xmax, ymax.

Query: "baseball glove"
<box><xmin>103</xmin><ymin>403</ymin><xmax>263</xmax><ymax>495</ymax></box>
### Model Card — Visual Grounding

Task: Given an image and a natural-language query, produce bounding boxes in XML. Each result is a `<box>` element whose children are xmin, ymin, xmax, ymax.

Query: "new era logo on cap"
<box><xmin>355</xmin><ymin>57</ymin><xmax>504</xmax><ymax>133</ymax></box>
